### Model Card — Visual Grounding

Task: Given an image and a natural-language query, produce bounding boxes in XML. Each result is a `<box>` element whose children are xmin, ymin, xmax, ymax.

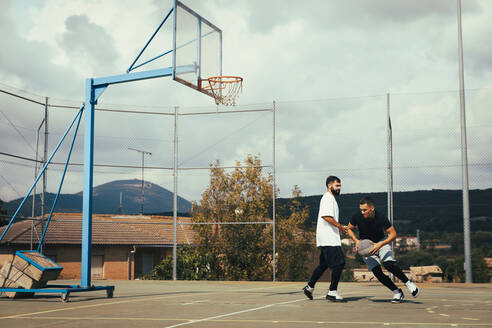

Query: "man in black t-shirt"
<box><xmin>347</xmin><ymin>196</ymin><xmax>420</xmax><ymax>303</ymax></box>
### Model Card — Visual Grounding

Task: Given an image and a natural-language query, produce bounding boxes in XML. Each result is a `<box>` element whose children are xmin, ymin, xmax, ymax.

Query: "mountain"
<box><xmin>277</xmin><ymin>188</ymin><xmax>492</xmax><ymax>234</ymax></box>
<box><xmin>3</xmin><ymin>179</ymin><xmax>192</xmax><ymax>218</ymax></box>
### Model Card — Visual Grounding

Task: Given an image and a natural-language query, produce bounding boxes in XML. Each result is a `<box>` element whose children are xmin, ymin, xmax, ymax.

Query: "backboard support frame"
<box><xmin>81</xmin><ymin>0</ymin><xmax>222</xmax><ymax>289</ymax></box>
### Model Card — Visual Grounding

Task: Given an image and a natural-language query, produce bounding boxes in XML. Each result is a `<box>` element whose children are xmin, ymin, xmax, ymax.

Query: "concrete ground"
<box><xmin>1</xmin><ymin>280</ymin><xmax>491</xmax><ymax>327</ymax></box>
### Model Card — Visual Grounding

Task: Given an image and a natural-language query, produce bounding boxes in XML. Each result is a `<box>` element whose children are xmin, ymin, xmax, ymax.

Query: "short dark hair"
<box><xmin>326</xmin><ymin>176</ymin><xmax>340</xmax><ymax>187</ymax></box>
<box><xmin>360</xmin><ymin>196</ymin><xmax>375</xmax><ymax>206</ymax></box>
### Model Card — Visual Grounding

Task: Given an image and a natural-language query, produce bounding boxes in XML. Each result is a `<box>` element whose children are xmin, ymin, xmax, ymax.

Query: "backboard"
<box><xmin>173</xmin><ymin>0</ymin><xmax>222</xmax><ymax>98</ymax></box>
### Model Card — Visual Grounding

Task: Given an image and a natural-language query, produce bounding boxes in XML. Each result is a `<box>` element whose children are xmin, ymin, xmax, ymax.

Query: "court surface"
<box><xmin>1</xmin><ymin>280</ymin><xmax>491</xmax><ymax>327</ymax></box>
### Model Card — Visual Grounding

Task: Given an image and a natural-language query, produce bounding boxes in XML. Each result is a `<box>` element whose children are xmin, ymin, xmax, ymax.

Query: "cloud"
<box><xmin>58</xmin><ymin>15</ymin><xmax>118</xmax><ymax>75</ymax></box>
<box><xmin>0</xmin><ymin>0</ymin><xmax>491</xmax><ymax>203</ymax></box>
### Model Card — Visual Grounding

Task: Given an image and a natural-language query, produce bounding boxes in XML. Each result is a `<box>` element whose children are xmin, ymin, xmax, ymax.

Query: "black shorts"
<box><xmin>319</xmin><ymin>246</ymin><xmax>345</xmax><ymax>268</ymax></box>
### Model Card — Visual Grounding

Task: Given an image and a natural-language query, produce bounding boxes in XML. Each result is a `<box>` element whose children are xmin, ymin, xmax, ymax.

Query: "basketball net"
<box><xmin>203</xmin><ymin>76</ymin><xmax>243</xmax><ymax>106</ymax></box>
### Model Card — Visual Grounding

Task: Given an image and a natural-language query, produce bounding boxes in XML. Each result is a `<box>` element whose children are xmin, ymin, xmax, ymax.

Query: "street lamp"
<box><xmin>128</xmin><ymin>148</ymin><xmax>152</xmax><ymax>215</ymax></box>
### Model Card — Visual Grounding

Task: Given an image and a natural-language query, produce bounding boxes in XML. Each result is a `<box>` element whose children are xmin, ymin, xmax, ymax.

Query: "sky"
<box><xmin>0</xmin><ymin>0</ymin><xmax>491</xmax><ymax>205</ymax></box>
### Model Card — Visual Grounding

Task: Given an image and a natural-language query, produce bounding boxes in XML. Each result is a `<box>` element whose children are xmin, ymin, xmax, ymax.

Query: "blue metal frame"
<box><xmin>15</xmin><ymin>251</ymin><xmax>63</xmax><ymax>271</ymax></box>
<box><xmin>1</xmin><ymin>0</ymin><xmax>219</xmax><ymax>301</ymax></box>
<box><xmin>37</xmin><ymin>107</ymin><xmax>83</xmax><ymax>252</ymax></box>
<box><xmin>0</xmin><ymin>106</ymin><xmax>85</xmax><ymax>243</ymax></box>
<box><xmin>127</xmin><ymin>8</ymin><xmax>174</xmax><ymax>73</ymax></box>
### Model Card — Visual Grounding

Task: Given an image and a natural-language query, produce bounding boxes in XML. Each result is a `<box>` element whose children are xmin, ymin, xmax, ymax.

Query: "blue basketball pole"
<box><xmin>81</xmin><ymin>79</ymin><xmax>96</xmax><ymax>288</ymax></box>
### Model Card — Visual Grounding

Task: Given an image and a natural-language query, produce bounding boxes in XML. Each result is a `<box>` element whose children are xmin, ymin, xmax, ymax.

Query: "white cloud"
<box><xmin>0</xmin><ymin>0</ymin><xmax>491</xmax><ymax>203</ymax></box>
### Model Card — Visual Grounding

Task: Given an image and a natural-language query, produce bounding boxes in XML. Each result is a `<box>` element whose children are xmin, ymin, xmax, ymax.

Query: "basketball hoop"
<box><xmin>203</xmin><ymin>76</ymin><xmax>243</xmax><ymax>106</ymax></box>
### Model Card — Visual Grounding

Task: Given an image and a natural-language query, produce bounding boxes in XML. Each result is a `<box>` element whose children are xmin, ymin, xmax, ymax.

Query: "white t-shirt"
<box><xmin>316</xmin><ymin>192</ymin><xmax>341</xmax><ymax>247</ymax></box>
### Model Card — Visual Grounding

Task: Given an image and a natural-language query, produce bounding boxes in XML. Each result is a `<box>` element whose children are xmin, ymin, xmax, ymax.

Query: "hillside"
<box><xmin>3</xmin><ymin>179</ymin><xmax>192</xmax><ymax>218</ymax></box>
<box><xmin>278</xmin><ymin>188</ymin><xmax>492</xmax><ymax>234</ymax></box>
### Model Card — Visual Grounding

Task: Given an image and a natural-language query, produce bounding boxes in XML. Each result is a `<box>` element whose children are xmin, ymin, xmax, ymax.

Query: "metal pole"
<box><xmin>272</xmin><ymin>101</ymin><xmax>276</xmax><ymax>281</ymax></box>
<box><xmin>82</xmin><ymin>79</ymin><xmax>95</xmax><ymax>288</ymax></box>
<box><xmin>141</xmin><ymin>152</ymin><xmax>144</xmax><ymax>214</ymax></box>
<box><xmin>457</xmin><ymin>0</ymin><xmax>472</xmax><ymax>283</ymax></box>
<box><xmin>31</xmin><ymin>118</ymin><xmax>45</xmax><ymax>250</ymax></box>
<box><xmin>173</xmin><ymin>106</ymin><xmax>178</xmax><ymax>280</ymax></box>
<box><xmin>386</xmin><ymin>93</ymin><xmax>393</xmax><ymax>227</ymax></box>
<box><xmin>41</xmin><ymin>97</ymin><xmax>49</xmax><ymax>253</ymax></box>
<box><xmin>128</xmin><ymin>148</ymin><xmax>152</xmax><ymax>215</ymax></box>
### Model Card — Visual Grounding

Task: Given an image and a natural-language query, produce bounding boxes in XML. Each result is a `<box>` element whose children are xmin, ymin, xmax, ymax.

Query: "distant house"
<box><xmin>353</xmin><ymin>268</ymin><xmax>377</xmax><ymax>282</ymax></box>
<box><xmin>484</xmin><ymin>258</ymin><xmax>492</xmax><ymax>282</ymax></box>
<box><xmin>0</xmin><ymin>213</ymin><xmax>196</xmax><ymax>280</ymax></box>
<box><xmin>353</xmin><ymin>267</ymin><xmax>411</xmax><ymax>282</ymax></box>
<box><xmin>409</xmin><ymin>265</ymin><xmax>443</xmax><ymax>283</ymax></box>
<box><xmin>395</xmin><ymin>237</ymin><xmax>420</xmax><ymax>251</ymax></box>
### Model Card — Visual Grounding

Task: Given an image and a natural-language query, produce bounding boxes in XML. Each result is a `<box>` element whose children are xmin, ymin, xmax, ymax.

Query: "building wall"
<box><xmin>1</xmin><ymin>244</ymin><xmax>177</xmax><ymax>280</ymax></box>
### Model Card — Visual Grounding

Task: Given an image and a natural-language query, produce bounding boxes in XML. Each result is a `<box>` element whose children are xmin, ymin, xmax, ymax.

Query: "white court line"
<box><xmin>182</xmin><ymin>300</ymin><xmax>209</xmax><ymax>305</ymax></box>
<box><xmin>163</xmin><ymin>298</ymin><xmax>307</xmax><ymax>328</ymax></box>
<box><xmin>0</xmin><ymin>283</ymin><xmax>300</xmax><ymax>320</ymax></box>
<box><xmin>163</xmin><ymin>292</ymin><xmax>357</xmax><ymax>328</ymax></box>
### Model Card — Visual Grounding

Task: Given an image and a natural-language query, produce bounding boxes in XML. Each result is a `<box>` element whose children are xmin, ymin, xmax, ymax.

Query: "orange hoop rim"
<box><xmin>207</xmin><ymin>76</ymin><xmax>243</xmax><ymax>84</ymax></box>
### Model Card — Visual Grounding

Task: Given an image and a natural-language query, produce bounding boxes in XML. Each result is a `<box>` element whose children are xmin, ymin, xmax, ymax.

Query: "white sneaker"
<box><xmin>405</xmin><ymin>281</ymin><xmax>420</xmax><ymax>297</ymax></box>
<box><xmin>326</xmin><ymin>290</ymin><xmax>347</xmax><ymax>303</ymax></box>
<box><xmin>392</xmin><ymin>288</ymin><xmax>404</xmax><ymax>303</ymax></box>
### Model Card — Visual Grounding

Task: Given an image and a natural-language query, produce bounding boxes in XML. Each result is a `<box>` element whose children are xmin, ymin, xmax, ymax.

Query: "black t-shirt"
<box><xmin>349</xmin><ymin>210</ymin><xmax>392</xmax><ymax>242</ymax></box>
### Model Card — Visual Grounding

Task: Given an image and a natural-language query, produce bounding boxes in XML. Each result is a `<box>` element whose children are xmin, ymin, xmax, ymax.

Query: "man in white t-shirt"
<box><xmin>303</xmin><ymin>176</ymin><xmax>348</xmax><ymax>302</ymax></box>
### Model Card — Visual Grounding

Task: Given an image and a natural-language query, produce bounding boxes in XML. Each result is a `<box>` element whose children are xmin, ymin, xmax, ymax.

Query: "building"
<box><xmin>395</xmin><ymin>236</ymin><xmax>420</xmax><ymax>251</ymax></box>
<box><xmin>0</xmin><ymin>213</ymin><xmax>196</xmax><ymax>280</ymax></box>
<box><xmin>353</xmin><ymin>267</ymin><xmax>412</xmax><ymax>282</ymax></box>
<box><xmin>484</xmin><ymin>258</ymin><xmax>492</xmax><ymax>282</ymax></box>
<box><xmin>409</xmin><ymin>265</ymin><xmax>443</xmax><ymax>283</ymax></box>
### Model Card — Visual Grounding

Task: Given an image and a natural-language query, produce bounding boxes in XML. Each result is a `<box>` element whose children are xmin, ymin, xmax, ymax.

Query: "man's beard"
<box><xmin>331</xmin><ymin>187</ymin><xmax>340</xmax><ymax>196</ymax></box>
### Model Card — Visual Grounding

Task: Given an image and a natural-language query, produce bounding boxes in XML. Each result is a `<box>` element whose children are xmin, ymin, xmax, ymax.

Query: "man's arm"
<box><xmin>346</xmin><ymin>222</ymin><xmax>359</xmax><ymax>248</ymax></box>
<box><xmin>369</xmin><ymin>226</ymin><xmax>397</xmax><ymax>255</ymax></box>
<box><xmin>322</xmin><ymin>216</ymin><xmax>347</xmax><ymax>233</ymax></box>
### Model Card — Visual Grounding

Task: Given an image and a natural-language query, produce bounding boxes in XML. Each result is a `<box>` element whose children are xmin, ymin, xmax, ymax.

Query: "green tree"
<box><xmin>145</xmin><ymin>245</ymin><xmax>215</xmax><ymax>280</ymax></box>
<box><xmin>471</xmin><ymin>250</ymin><xmax>490</xmax><ymax>283</ymax></box>
<box><xmin>191</xmin><ymin>155</ymin><xmax>274</xmax><ymax>280</ymax></box>
<box><xmin>270</xmin><ymin>185</ymin><xmax>314</xmax><ymax>281</ymax></box>
<box><xmin>150</xmin><ymin>155</ymin><xmax>313</xmax><ymax>281</ymax></box>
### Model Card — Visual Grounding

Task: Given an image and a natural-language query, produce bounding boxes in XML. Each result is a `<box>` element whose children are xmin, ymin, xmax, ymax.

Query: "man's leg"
<box><xmin>372</xmin><ymin>265</ymin><xmax>404</xmax><ymax>303</ymax></box>
<box><xmin>303</xmin><ymin>248</ymin><xmax>328</xmax><ymax>299</ymax></box>
<box><xmin>308</xmin><ymin>250</ymin><xmax>329</xmax><ymax>288</ymax></box>
<box><xmin>383</xmin><ymin>261</ymin><xmax>420</xmax><ymax>297</ymax></box>
<box><xmin>382</xmin><ymin>261</ymin><xmax>408</xmax><ymax>283</ymax></box>
<box><xmin>325</xmin><ymin>247</ymin><xmax>347</xmax><ymax>302</ymax></box>
<box><xmin>329</xmin><ymin>263</ymin><xmax>344</xmax><ymax>291</ymax></box>
<box><xmin>372</xmin><ymin>264</ymin><xmax>398</xmax><ymax>291</ymax></box>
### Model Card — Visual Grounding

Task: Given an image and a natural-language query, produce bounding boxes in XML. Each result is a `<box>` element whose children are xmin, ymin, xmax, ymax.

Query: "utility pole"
<box><xmin>128</xmin><ymin>148</ymin><xmax>152</xmax><ymax>215</ymax></box>
<box><xmin>118</xmin><ymin>192</ymin><xmax>123</xmax><ymax>214</ymax></box>
<box><xmin>457</xmin><ymin>0</ymin><xmax>472</xmax><ymax>283</ymax></box>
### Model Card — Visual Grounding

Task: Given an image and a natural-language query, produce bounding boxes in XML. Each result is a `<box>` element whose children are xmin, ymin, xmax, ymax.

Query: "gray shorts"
<box><xmin>363</xmin><ymin>242</ymin><xmax>395</xmax><ymax>271</ymax></box>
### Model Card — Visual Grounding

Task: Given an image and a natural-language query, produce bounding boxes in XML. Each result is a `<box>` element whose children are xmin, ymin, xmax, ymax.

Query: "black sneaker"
<box><xmin>391</xmin><ymin>288</ymin><xmax>404</xmax><ymax>303</ymax></box>
<box><xmin>303</xmin><ymin>286</ymin><xmax>313</xmax><ymax>300</ymax></box>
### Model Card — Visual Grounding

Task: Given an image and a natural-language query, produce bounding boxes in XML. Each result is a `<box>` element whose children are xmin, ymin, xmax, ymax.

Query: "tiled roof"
<box><xmin>410</xmin><ymin>265</ymin><xmax>443</xmax><ymax>275</ymax></box>
<box><xmin>0</xmin><ymin>213</ymin><xmax>197</xmax><ymax>246</ymax></box>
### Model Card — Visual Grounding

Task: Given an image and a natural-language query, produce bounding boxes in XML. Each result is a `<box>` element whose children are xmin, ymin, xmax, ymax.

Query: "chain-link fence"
<box><xmin>1</xmin><ymin>82</ymin><xmax>491</xmax><ymax>281</ymax></box>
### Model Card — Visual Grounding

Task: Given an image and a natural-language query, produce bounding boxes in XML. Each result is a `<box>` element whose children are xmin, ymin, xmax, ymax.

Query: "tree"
<box><xmin>145</xmin><ymin>245</ymin><xmax>215</xmax><ymax>280</ymax></box>
<box><xmin>269</xmin><ymin>185</ymin><xmax>314</xmax><ymax>281</ymax></box>
<box><xmin>471</xmin><ymin>250</ymin><xmax>490</xmax><ymax>283</ymax></box>
<box><xmin>150</xmin><ymin>155</ymin><xmax>313</xmax><ymax>281</ymax></box>
<box><xmin>190</xmin><ymin>155</ymin><xmax>274</xmax><ymax>280</ymax></box>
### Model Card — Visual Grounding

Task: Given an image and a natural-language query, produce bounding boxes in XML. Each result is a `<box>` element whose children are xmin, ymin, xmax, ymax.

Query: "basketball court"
<box><xmin>1</xmin><ymin>280</ymin><xmax>491</xmax><ymax>327</ymax></box>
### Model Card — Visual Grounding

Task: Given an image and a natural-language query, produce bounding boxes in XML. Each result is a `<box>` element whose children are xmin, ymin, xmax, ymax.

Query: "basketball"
<box><xmin>357</xmin><ymin>239</ymin><xmax>374</xmax><ymax>256</ymax></box>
